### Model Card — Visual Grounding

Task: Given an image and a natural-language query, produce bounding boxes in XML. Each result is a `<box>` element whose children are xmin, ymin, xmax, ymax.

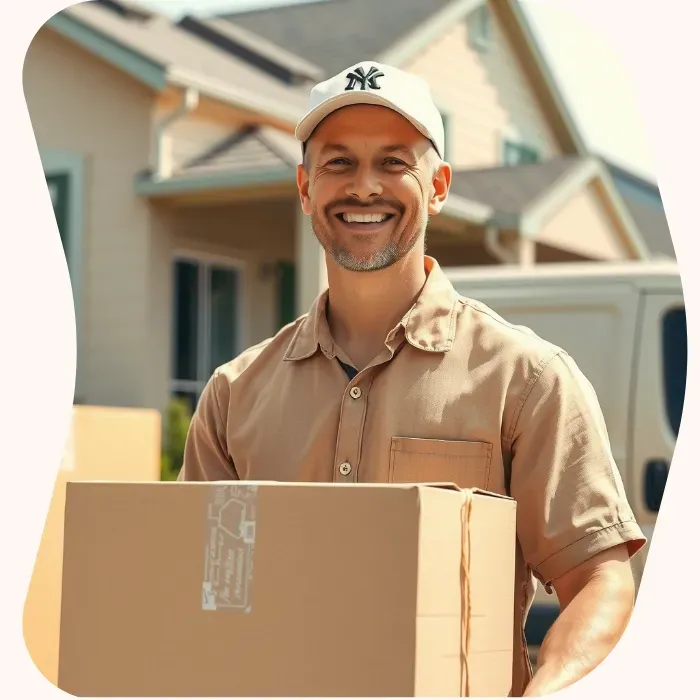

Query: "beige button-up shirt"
<box><xmin>180</xmin><ymin>256</ymin><xmax>646</xmax><ymax>696</ymax></box>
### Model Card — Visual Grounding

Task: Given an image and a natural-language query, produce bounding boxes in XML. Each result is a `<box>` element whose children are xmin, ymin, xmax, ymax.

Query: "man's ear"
<box><xmin>427</xmin><ymin>160</ymin><xmax>452</xmax><ymax>216</ymax></box>
<box><xmin>297</xmin><ymin>163</ymin><xmax>312</xmax><ymax>216</ymax></box>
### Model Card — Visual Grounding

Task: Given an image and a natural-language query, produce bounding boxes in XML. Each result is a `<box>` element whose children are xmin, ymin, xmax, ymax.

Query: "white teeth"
<box><xmin>342</xmin><ymin>213</ymin><xmax>389</xmax><ymax>223</ymax></box>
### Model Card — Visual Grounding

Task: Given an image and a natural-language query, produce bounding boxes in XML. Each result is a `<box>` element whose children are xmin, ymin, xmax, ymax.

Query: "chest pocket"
<box><xmin>389</xmin><ymin>437</ymin><xmax>492</xmax><ymax>490</ymax></box>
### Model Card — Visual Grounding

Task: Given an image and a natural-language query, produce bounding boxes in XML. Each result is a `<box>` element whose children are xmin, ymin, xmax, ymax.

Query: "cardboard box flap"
<box><xmin>415</xmin><ymin>482</ymin><xmax>462</xmax><ymax>493</ymax></box>
<box><xmin>415</xmin><ymin>483</ymin><xmax>515</xmax><ymax>501</ymax></box>
<box><xmin>469</xmin><ymin>488</ymin><xmax>515</xmax><ymax>502</ymax></box>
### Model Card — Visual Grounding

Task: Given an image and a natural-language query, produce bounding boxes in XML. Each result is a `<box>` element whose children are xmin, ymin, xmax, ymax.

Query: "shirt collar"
<box><xmin>284</xmin><ymin>256</ymin><xmax>461</xmax><ymax>361</ymax></box>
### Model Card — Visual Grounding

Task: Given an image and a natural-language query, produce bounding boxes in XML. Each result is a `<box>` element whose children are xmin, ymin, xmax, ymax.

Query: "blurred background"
<box><xmin>23</xmin><ymin>0</ymin><xmax>685</xmax><ymax>683</ymax></box>
<box><xmin>29</xmin><ymin>0</ymin><xmax>675</xmax><ymax>451</ymax></box>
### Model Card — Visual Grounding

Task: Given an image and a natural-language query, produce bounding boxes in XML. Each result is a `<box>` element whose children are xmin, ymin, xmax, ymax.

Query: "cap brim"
<box><xmin>295</xmin><ymin>92</ymin><xmax>438</xmax><ymax>155</ymax></box>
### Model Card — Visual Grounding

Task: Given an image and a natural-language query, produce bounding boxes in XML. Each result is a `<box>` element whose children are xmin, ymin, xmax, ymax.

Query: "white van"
<box><xmin>444</xmin><ymin>260</ymin><xmax>685</xmax><ymax>664</ymax></box>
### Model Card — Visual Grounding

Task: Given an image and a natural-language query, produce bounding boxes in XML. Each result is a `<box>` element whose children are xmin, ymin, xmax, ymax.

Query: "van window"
<box><xmin>662</xmin><ymin>307</ymin><xmax>687</xmax><ymax>437</ymax></box>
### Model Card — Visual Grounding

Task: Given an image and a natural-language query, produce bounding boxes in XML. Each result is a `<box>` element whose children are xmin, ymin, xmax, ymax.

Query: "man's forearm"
<box><xmin>524</xmin><ymin>569</ymin><xmax>635</xmax><ymax>696</ymax></box>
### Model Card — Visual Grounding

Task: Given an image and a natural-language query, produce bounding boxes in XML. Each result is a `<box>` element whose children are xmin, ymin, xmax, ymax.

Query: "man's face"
<box><xmin>297</xmin><ymin>105</ymin><xmax>451</xmax><ymax>272</ymax></box>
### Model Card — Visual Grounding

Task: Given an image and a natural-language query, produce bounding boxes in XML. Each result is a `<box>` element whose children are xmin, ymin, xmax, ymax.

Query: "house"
<box><xmin>26</xmin><ymin>0</ymin><xmax>653</xmax><ymax>417</ymax></box>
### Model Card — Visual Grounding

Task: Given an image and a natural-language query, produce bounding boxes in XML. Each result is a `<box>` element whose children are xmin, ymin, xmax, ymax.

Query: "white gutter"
<box><xmin>441</xmin><ymin>195</ymin><xmax>493</xmax><ymax>225</ymax></box>
<box><xmin>154</xmin><ymin>87</ymin><xmax>199</xmax><ymax>179</ymax></box>
<box><xmin>167</xmin><ymin>66</ymin><xmax>305</xmax><ymax>126</ymax></box>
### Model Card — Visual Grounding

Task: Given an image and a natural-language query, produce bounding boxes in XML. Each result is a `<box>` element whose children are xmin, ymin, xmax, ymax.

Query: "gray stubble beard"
<box><xmin>310</xmin><ymin>212</ymin><xmax>424</xmax><ymax>273</ymax></box>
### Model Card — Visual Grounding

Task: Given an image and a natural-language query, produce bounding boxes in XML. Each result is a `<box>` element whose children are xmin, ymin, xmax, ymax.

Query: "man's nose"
<box><xmin>346</xmin><ymin>163</ymin><xmax>383</xmax><ymax>200</ymax></box>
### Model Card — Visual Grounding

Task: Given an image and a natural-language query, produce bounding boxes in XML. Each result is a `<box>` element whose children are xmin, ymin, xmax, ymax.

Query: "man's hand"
<box><xmin>523</xmin><ymin>543</ymin><xmax>636</xmax><ymax>697</ymax></box>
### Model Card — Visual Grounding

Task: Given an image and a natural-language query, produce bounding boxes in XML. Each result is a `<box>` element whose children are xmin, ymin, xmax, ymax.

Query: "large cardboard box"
<box><xmin>58</xmin><ymin>481</ymin><xmax>516</xmax><ymax>697</ymax></box>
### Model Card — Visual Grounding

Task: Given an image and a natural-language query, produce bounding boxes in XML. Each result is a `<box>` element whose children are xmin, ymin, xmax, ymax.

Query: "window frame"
<box><xmin>502</xmin><ymin>138</ymin><xmax>540</xmax><ymax>166</ymax></box>
<box><xmin>434</xmin><ymin>99</ymin><xmax>453</xmax><ymax>162</ymax></box>
<box><xmin>468</xmin><ymin>3</ymin><xmax>492</xmax><ymax>52</ymax></box>
<box><xmin>171</xmin><ymin>250</ymin><xmax>246</xmax><ymax>409</ymax></box>
<box><xmin>41</xmin><ymin>148</ymin><xmax>85</xmax><ymax>401</ymax></box>
<box><xmin>661</xmin><ymin>304</ymin><xmax>687</xmax><ymax>439</ymax></box>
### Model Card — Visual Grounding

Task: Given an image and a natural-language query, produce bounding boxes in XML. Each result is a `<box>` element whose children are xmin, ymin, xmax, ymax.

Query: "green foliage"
<box><xmin>161</xmin><ymin>397</ymin><xmax>193</xmax><ymax>481</ymax></box>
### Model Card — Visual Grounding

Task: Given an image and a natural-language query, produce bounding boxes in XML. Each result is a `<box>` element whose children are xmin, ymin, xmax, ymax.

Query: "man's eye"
<box><xmin>385</xmin><ymin>158</ymin><xmax>406</xmax><ymax>166</ymax></box>
<box><xmin>327</xmin><ymin>158</ymin><xmax>351</xmax><ymax>166</ymax></box>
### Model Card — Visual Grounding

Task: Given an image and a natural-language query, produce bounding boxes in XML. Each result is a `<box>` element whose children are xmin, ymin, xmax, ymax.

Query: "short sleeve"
<box><xmin>509</xmin><ymin>351</ymin><xmax>646</xmax><ymax>585</ymax></box>
<box><xmin>178</xmin><ymin>370</ymin><xmax>238</xmax><ymax>482</ymax></box>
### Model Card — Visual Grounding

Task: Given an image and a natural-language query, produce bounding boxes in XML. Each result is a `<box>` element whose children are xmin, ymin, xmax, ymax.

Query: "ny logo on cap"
<box><xmin>345</xmin><ymin>65</ymin><xmax>384</xmax><ymax>91</ymax></box>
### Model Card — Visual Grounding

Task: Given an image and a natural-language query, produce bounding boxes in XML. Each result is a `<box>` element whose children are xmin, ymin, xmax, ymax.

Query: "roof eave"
<box><xmin>593</xmin><ymin>160</ymin><xmax>652</xmax><ymax>260</ymax></box>
<box><xmin>494</xmin><ymin>0</ymin><xmax>587</xmax><ymax>155</ymax></box>
<box><xmin>166</xmin><ymin>66</ymin><xmax>304</xmax><ymax>126</ymax></box>
<box><xmin>49</xmin><ymin>9</ymin><xmax>305</xmax><ymax>129</ymax></box>
<box><xmin>134</xmin><ymin>166</ymin><xmax>296</xmax><ymax>198</ymax></box>
<box><xmin>441</xmin><ymin>194</ymin><xmax>495</xmax><ymax>225</ymax></box>
<box><xmin>46</xmin><ymin>10</ymin><xmax>168</xmax><ymax>92</ymax></box>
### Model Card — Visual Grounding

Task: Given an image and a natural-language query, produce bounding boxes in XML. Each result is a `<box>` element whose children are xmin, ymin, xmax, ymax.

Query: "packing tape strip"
<box><xmin>460</xmin><ymin>490</ymin><xmax>474</xmax><ymax>697</ymax></box>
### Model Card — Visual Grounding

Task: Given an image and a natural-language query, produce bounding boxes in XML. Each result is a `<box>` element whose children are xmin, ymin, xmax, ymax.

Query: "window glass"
<box><xmin>173</xmin><ymin>261</ymin><xmax>199</xmax><ymax>382</ymax></box>
<box><xmin>662</xmin><ymin>306</ymin><xmax>687</xmax><ymax>437</ymax></box>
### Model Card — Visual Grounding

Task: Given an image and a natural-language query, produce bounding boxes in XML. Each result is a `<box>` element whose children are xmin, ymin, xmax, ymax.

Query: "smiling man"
<box><xmin>179</xmin><ymin>61</ymin><xmax>646</xmax><ymax>697</ymax></box>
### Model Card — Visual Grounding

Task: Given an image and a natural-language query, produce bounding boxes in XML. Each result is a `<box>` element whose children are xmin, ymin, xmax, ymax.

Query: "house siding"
<box><xmin>537</xmin><ymin>182</ymin><xmax>629</xmax><ymax>261</ymax></box>
<box><xmin>404</xmin><ymin>6</ymin><xmax>560</xmax><ymax>168</ymax></box>
<box><xmin>24</xmin><ymin>28</ymin><xmax>166</xmax><ymax>410</ymax></box>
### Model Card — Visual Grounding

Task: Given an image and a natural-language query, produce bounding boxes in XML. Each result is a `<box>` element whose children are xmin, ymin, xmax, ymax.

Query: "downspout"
<box><xmin>485</xmin><ymin>224</ymin><xmax>536</xmax><ymax>267</ymax></box>
<box><xmin>484</xmin><ymin>225</ymin><xmax>517</xmax><ymax>265</ymax></box>
<box><xmin>153</xmin><ymin>87</ymin><xmax>200</xmax><ymax>179</ymax></box>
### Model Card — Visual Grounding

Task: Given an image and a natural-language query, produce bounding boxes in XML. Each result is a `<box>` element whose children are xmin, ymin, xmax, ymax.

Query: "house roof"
<box><xmin>450</xmin><ymin>157</ymin><xmax>582</xmax><ymax>216</ymax></box>
<box><xmin>176</xmin><ymin>125</ymin><xmax>301</xmax><ymax>178</ymax></box>
<box><xmin>217</xmin><ymin>0</ymin><xmax>456</xmax><ymax>77</ymax></box>
<box><xmin>177</xmin><ymin>15</ymin><xmax>324</xmax><ymax>84</ymax></box>
<box><xmin>619</xmin><ymin>197</ymin><xmax>675</xmax><ymax>259</ymax></box>
<box><xmin>54</xmin><ymin>0</ymin><xmax>308</xmax><ymax>122</ymax></box>
<box><xmin>447</xmin><ymin>156</ymin><xmax>650</xmax><ymax>259</ymax></box>
<box><xmin>601</xmin><ymin>159</ymin><xmax>675</xmax><ymax>259</ymax></box>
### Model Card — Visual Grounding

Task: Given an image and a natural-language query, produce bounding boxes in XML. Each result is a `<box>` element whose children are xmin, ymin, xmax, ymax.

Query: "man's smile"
<box><xmin>331</xmin><ymin>209</ymin><xmax>399</xmax><ymax>234</ymax></box>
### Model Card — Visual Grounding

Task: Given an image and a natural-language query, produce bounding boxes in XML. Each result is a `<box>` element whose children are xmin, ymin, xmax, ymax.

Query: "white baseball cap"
<box><xmin>295</xmin><ymin>60</ymin><xmax>446</xmax><ymax>160</ymax></box>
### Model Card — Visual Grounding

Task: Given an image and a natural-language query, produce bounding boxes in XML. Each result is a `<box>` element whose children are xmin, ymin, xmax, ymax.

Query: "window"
<box><xmin>171</xmin><ymin>256</ymin><xmax>243</xmax><ymax>415</ymax></box>
<box><xmin>46</xmin><ymin>173</ymin><xmax>71</xmax><ymax>259</ymax></box>
<box><xmin>662</xmin><ymin>306</ymin><xmax>686</xmax><ymax>437</ymax></box>
<box><xmin>42</xmin><ymin>149</ymin><xmax>85</xmax><ymax>401</ymax></box>
<box><xmin>468</xmin><ymin>5</ymin><xmax>492</xmax><ymax>52</ymax></box>
<box><xmin>502</xmin><ymin>139</ymin><xmax>540</xmax><ymax>166</ymax></box>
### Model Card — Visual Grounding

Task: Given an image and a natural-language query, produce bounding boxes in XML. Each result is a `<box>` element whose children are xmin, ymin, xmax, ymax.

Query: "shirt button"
<box><xmin>350</xmin><ymin>386</ymin><xmax>362</xmax><ymax>399</ymax></box>
<box><xmin>339</xmin><ymin>462</ymin><xmax>352</xmax><ymax>476</ymax></box>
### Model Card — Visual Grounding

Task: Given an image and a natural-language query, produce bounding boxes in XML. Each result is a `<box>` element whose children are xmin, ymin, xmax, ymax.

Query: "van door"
<box><xmin>629</xmin><ymin>292</ymin><xmax>686</xmax><ymax>584</ymax></box>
